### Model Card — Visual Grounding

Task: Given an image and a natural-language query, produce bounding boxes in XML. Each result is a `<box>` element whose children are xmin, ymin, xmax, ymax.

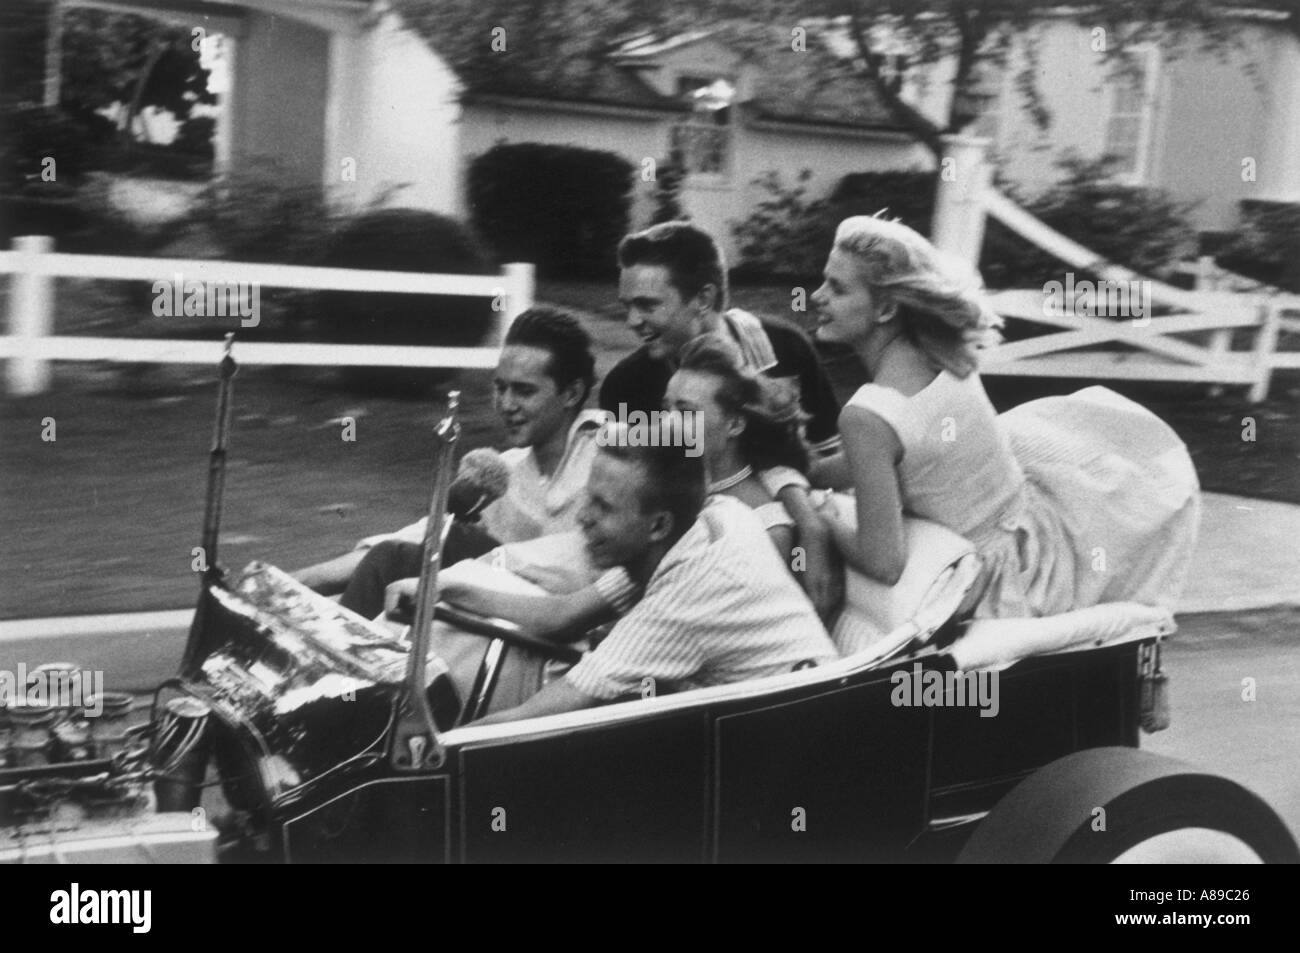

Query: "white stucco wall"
<box><xmin>229</xmin><ymin>12</ymin><xmax>329</xmax><ymax>186</ymax></box>
<box><xmin>329</xmin><ymin>11</ymin><xmax>463</xmax><ymax>216</ymax></box>
<box><xmin>975</xmin><ymin>17</ymin><xmax>1297</xmax><ymax>230</ymax></box>
<box><xmin>226</xmin><ymin>8</ymin><xmax>461</xmax><ymax>216</ymax></box>
<box><xmin>1158</xmin><ymin>24</ymin><xmax>1300</xmax><ymax>221</ymax></box>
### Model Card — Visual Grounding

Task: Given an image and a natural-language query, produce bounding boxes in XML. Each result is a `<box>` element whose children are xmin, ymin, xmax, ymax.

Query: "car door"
<box><xmin>711</xmin><ymin>670</ymin><xmax>931</xmax><ymax>862</ymax></box>
<box><xmin>454</xmin><ymin>706</ymin><xmax>711</xmax><ymax>863</ymax></box>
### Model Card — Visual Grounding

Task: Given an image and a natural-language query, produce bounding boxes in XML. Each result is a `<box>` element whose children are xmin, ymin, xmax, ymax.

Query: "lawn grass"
<box><xmin>0</xmin><ymin>277</ymin><xmax>1296</xmax><ymax>618</ymax></box>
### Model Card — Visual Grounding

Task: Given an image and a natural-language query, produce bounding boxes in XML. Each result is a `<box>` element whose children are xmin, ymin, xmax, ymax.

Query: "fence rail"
<box><xmin>964</xmin><ymin>184</ymin><xmax>1299</xmax><ymax>401</ymax></box>
<box><xmin>1</xmin><ymin>235</ymin><xmax>534</xmax><ymax>395</ymax></box>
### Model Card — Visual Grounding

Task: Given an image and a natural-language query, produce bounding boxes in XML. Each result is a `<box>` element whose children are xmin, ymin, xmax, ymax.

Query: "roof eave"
<box><xmin>462</xmin><ymin>91</ymin><xmax>687</xmax><ymax>120</ymax></box>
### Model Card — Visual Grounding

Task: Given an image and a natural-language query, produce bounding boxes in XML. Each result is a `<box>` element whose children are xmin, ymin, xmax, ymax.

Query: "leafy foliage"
<box><xmin>731</xmin><ymin>169</ymin><xmax>834</xmax><ymax>283</ymax></box>
<box><xmin>1215</xmin><ymin>200</ymin><xmax>1300</xmax><ymax>293</ymax></box>
<box><xmin>732</xmin><ymin>155</ymin><xmax>1199</xmax><ymax>289</ymax></box>
<box><xmin>0</xmin><ymin>105</ymin><xmax>114</xmax><ymax>191</ymax></box>
<box><xmin>394</xmin><ymin>0</ymin><xmax>689</xmax><ymax>96</ymax></box>
<box><xmin>182</xmin><ymin>160</ymin><xmax>334</xmax><ymax>265</ymax></box>
<box><xmin>400</xmin><ymin>0</ymin><xmax>1290</xmax><ymax>161</ymax></box>
<box><xmin>59</xmin><ymin>7</ymin><xmax>215</xmax><ymax>131</ymax></box>
<box><xmin>0</xmin><ymin>0</ymin><xmax>52</xmax><ymax>107</ymax></box>
<box><xmin>649</xmin><ymin>144</ymin><xmax>688</xmax><ymax>226</ymax></box>
<box><xmin>979</xmin><ymin>153</ymin><xmax>1199</xmax><ymax>288</ymax></box>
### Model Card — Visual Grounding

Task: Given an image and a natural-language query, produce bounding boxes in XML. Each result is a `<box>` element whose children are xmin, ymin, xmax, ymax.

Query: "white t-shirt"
<box><xmin>360</xmin><ymin>409</ymin><xmax>607</xmax><ymax>550</ymax></box>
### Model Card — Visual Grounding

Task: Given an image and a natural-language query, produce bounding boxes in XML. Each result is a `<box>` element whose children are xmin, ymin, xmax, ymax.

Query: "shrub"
<box><xmin>0</xmin><ymin>105</ymin><xmax>115</xmax><ymax>191</ymax></box>
<box><xmin>731</xmin><ymin>156</ymin><xmax>1200</xmax><ymax>294</ymax></box>
<box><xmin>732</xmin><ymin>169</ymin><xmax>935</xmax><ymax>284</ymax></box>
<box><xmin>828</xmin><ymin>169</ymin><xmax>934</xmax><ymax>236</ymax></box>
<box><xmin>300</xmin><ymin>208</ymin><xmax>496</xmax><ymax>391</ymax></box>
<box><xmin>1214</xmin><ymin>200</ymin><xmax>1300</xmax><ymax>293</ymax></box>
<box><xmin>173</xmin><ymin>116</ymin><xmax>215</xmax><ymax>159</ymax></box>
<box><xmin>649</xmin><ymin>143</ymin><xmax>687</xmax><ymax>226</ymax></box>
<box><xmin>468</xmin><ymin>142</ymin><xmax>634</xmax><ymax>278</ymax></box>
<box><xmin>183</xmin><ymin>159</ymin><xmax>334</xmax><ymax>265</ymax></box>
<box><xmin>0</xmin><ymin>173</ymin><xmax>166</xmax><ymax>256</ymax></box>
<box><xmin>731</xmin><ymin>169</ymin><xmax>835</xmax><ymax>284</ymax></box>
<box><xmin>980</xmin><ymin>154</ymin><xmax>1199</xmax><ymax>289</ymax></box>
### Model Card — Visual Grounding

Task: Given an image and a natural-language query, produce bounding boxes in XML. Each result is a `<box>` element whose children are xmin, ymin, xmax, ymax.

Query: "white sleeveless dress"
<box><xmin>839</xmin><ymin>372</ymin><xmax>1201</xmax><ymax>621</ymax></box>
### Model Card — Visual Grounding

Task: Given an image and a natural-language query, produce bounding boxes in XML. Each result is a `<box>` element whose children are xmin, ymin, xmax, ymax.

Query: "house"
<box><xmin>50</xmin><ymin>0</ymin><xmax>930</xmax><ymax>261</ymax></box>
<box><xmin>947</xmin><ymin>8</ymin><xmax>1300</xmax><ymax>233</ymax></box>
<box><xmin>42</xmin><ymin>2</ymin><xmax>1300</xmax><ymax>260</ymax></box>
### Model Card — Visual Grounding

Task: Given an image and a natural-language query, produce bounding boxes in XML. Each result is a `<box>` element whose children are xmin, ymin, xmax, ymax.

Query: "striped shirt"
<box><xmin>565</xmin><ymin>496</ymin><xmax>837</xmax><ymax>701</ymax></box>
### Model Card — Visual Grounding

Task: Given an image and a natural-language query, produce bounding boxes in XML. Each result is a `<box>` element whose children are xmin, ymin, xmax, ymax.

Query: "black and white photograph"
<box><xmin>1</xmin><ymin>0</ymin><xmax>1298</xmax><ymax>887</ymax></box>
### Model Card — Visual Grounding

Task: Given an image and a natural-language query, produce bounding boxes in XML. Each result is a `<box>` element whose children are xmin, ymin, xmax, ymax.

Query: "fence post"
<box><xmin>7</xmin><ymin>235</ymin><xmax>55</xmax><ymax>396</ymax></box>
<box><xmin>499</xmin><ymin>262</ymin><xmax>535</xmax><ymax>345</ymax></box>
<box><xmin>1199</xmin><ymin>255</ymin><xmax>1231</xmax><ymax>398</ymax></box>
<box><xmin>1248</xmin><ymin>297</ymin><xmax>1280</xmax><ymax>403</ymax></box>
<box><xmin>931</xmin><ymin>134</ymin><xmax>992</xmax><ymax>269</ymax></box>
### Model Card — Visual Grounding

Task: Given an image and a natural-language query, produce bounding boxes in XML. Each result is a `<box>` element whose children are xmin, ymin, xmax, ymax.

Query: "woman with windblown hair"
<box><xmin>804</xmin><ymin>215</ymin><xmax>1200</xmax><ymax>646</ymax></box>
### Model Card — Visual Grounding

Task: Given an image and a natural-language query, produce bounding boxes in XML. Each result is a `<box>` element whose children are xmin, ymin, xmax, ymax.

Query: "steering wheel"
<box><xmin>431</xmin><ymin>602</ymin><xmax>584</xmax><ymax>665</ymax></box>
<box><xmin>386</xmin><ymin>597</ymin><xmax>586</xmax><ymax>725</ymax></box>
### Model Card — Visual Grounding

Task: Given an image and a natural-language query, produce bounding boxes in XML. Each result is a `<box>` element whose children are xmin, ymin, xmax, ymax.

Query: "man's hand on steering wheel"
<box><xmin>384</xmin><ymin>577</ymin><xmax>421</xmax><ymax>622</ymax></box>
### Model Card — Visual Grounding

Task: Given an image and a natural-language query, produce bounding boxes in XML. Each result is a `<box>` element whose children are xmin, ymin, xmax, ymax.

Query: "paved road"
<box><xmin>1142</xmin><ymin>608</ymin><xmax>1300</xmax><ymax>844</ymax></box>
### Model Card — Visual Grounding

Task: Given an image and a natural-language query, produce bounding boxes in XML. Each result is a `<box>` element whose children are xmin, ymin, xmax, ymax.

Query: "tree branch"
<box><xmin>845</xmin><ymin>1</ymin><xmax>946</xmax><ymax>160</ymax></box>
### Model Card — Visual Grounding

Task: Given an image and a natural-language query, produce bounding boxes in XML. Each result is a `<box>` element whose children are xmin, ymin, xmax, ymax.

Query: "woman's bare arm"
<box><xmin>822</xmin><ymin>405</ymin><xmax>907</xmax><ymax>585</ymax></box>
<box><xmin>808</xmin><ymin>450</ymin><xmax>853</xmax><ymax>490</ymax></box>
<box><xmin>767</xmin><ymin>495</ymin><xmax>843</xmax><ymax>623</ymax></box>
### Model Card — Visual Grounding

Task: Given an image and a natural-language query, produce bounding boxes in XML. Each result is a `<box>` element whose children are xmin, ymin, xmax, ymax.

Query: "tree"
<box><xmin>399</xmin><ymin>0</ymin><xmax>1295</xmax><ymax>163</ymax></box>
<box><xmin>714</xmin><ymin>0</ymin><xmax>1299</xmax><ymax>162</ymax></box>
<box><xmin>0</xmin><ymin>0</ymin><xmax>54</xmax><ymax>107</ymax></box>
<box><xmin>58</xmin><ymin>7</ymin><xmax>214</xmax><ymax>146</ymax></box>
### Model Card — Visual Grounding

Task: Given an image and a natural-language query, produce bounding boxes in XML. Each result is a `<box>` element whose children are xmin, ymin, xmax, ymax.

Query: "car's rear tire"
<box><xmin>955</xmin><ymin>747</ymin><xmax>1299</xmax><ymax>864</ymax></box>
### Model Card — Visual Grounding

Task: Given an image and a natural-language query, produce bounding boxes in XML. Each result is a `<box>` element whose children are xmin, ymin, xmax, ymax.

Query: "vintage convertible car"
<box><xmin>3</xmin><ymin>344</ymin><xmax>1297</xmax><ymax>864</ymax></box>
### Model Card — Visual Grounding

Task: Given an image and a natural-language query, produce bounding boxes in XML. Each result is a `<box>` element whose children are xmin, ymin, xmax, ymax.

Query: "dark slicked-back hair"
<box><xmin>617</xmin><ymin>221</ymin><xmax>728</xmax><ymax>312</ymax></box>
<box><xmin>503</xmin><ymin>305</ymin><xmax>596</xmax><ymax>403</ymax></box>
<box><xmin>597</xmin><ymin>432</ymin><xmax>706</xmax><ymax>544</ymax></box>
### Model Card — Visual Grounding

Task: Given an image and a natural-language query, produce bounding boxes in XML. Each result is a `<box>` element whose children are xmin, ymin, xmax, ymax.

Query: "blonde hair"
<box><xmin>833</xmin><ymin>215</ymin><xmax>1002</xmax><ymax>377</ymax></box>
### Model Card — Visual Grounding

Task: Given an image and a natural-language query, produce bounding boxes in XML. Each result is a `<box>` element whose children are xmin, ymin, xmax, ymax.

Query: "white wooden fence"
<box><xmin>0</xmin><ymin>235</ymin><xmax>535</xmax><ymax>396</ymax></box>
<box><xmin>931</xmin><ymin>135</ymin><xmax>1300</xmax><ymax>402</ymax></box>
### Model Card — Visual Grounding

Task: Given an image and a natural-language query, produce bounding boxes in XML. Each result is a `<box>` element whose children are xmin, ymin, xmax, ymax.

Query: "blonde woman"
<box><xmin>807</xmin><ymin>215</ymin><xmax>1200</xmax><ymax>624</ymax></box>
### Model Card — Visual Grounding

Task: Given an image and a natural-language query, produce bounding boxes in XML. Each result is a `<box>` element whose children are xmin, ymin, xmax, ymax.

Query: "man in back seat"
<box><xmin>473</xmin><ymin>431</ymin><xmax>837</xmax><ymax>724</ymax></box>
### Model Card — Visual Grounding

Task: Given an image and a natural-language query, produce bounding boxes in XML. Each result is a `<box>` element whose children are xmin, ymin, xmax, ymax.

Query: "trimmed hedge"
<box><xmin>300</xmin><ymin>208</ymin><xmax>496</xmax><ymax>391</ymax></box>
<box><xmin>829</xmin><ymin>169</ymin><xmax>934</xmax><ymax>237</ymax></box>
<box><xmin>468</xmin><ymin>142</ymin><xmax>634</xmax><ymax>279</ymax></box>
